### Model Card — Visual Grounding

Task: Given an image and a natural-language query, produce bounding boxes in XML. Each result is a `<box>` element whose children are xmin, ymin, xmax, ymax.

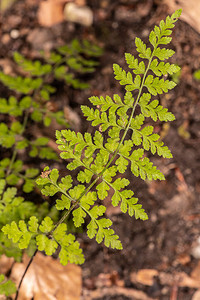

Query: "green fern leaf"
<box><xmin>129</xmin><ymin>149</ymin><xmax>165</xmax><ymax>180</ymax></box>
<box><xmin>103</xmin><ymin>166</ymin><xmax>117</xmax><ymax>182</ymax></box>
<box><xmin>0</xmin><ymin>72</ymin><xmax>42</xmax><ymax>94</ymax></box>
<box><xmin>36</xmin><ymin>234</ymin><xmax>58</xmax><ymax>255</ymax></box>
<box><xmin>150</xmin><ymin>59</ymin><xmax>180</xmax><ymax>76</ymax></box>
<box><xmin>139</xmin><ymin>93</ymin><xmax>175</xmax><ymax>122</ymax></box>
<box><xmin>2</xmin><ymin>221</ymin><xmax>32</xmax><ymax>249</ymax></box>
<box><xmin>53</xmin><ymin>228</ymin><xmax>84</xmax><ymax>265</ymax></box>
<box><xmin>113</xmin><ymin>64</ymin><xmax>133</xmax><ymax>85</ymax></box>
<box><xmin>52</xmin><ymin>223</ymin><xmax>67</xmax><ymax>241</ymax></box>
<box><xmin>95</xmin><ymin>218</ymin><xmax>122</xmax><ymax>249</ymax></box>
<box><xmin>115</xmin><ymin>156</ymin><xmax>129</xmax><ymax>173</ymax></box>
<box><xmin>39</xmin><ymin>216</ymin><xmax>54</xmax><ymax>233</ymax></box>
<box><xmin>154</xmin><ymin>48</ymin><xmax>175</xmax><ymax>60</ymax></box>
<box><xmin>0</xmin><ymin>275</ymin><xmax>16</xmax><ymax>296</ymax></box>
<box><xmin>59</xmin><ymin>240</ymin><xmax>85</xmax><ymax>265</ymax></box>
<box><xmin>135</xmin><ymin>37</ymin><xmax>151</xmax><ymax>59</ymax></box>
<box><xmin>96</xmin><ymin>181</ymin><xmax>110</xmax><ymax>200</ymax></box>
<box><xmin>56</xmin><ymin>194</ymin><xmax>71</xmax><ymax>211</ymax></box>
<box><xmin>125</xmin><ymin>53</ymin><xmax>145</xmax><ymax>74</ymax></box>
<box><xmin>72</xmin><ymin>207</ymin><xmax>86</xmax><ymax>227</ymax></box>
<box><xmin>144</xmin><ymin>75</ymin><xmax>176</xmax><ymax>95</ymax></box>
<box><xmin>89</xmin><ymin>205</ymin><xmax>106</xmax><ymax>219</ymax></box>
<box><xmin>87</xmin><ymin>219</ymin><xmax>98</xmax><ymax>239</ymax></box>
<box><xmin>130</xmin><ymin>122</ymin><xmax>172</xmax><ymax>158</ymax></box>
<box><xmin>77</xmin><ymin>169</ymin><xmax>94</xmax><ymax>183</ymax></box>
<box><xmin>14</xmin><ymin>52</ymin><xmax>52</xmax><ymax>76</ymax></box>
<box><xmin>80</xmin><ymin>191</ymin><xmax>96</xmax><ymax>210</ymax></box>
<box><xmin>134</xmin><ymin>204</ymin><xmax>148</xmax><ymax>220</ymax></box>
<box><xmin>69</xmin><ymin>185</ymin><xmax>85</xmax><ymax>200</ymax></box>
<box><xmin>28</xmin><ymin>216</ymin><xmax>39</xmax><ymax>233</ymax></box>
<box><xmin>21</xmin><ymin>10</ymin><xmax>181</xmax><ymax>265</ymax></box>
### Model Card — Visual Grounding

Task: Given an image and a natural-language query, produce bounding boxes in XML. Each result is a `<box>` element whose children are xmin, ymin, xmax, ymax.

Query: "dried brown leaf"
<box><xmin>0</xmin><ymin>255</ymin><xmax>14</xmax><ymax>275</ymax></box>
<box><xmin>165</xmin><ymin>0</ymin><xmax>200</xmax><ymax>33</ymax></box>
<box><xmin>10</xmin><ymin>253</ymin><xmax>81</xmax><ymax>300</ymax></box>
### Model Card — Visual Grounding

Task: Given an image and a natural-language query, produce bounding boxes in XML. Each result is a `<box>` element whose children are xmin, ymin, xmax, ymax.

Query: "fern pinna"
<box><xmin>2</xmin><ymin>10</ymin><xmax>181</xmax><ymax>266</ymax></box>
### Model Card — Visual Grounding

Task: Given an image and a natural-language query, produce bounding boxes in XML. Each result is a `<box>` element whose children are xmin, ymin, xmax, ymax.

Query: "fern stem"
<box><xmin>50</xmin><ymin>51</ymin><xmax>156</xmax><ymax>232</ymax></box>
<box><xmin>50</xmin><ymin>10</ymin><xmax>182</xmax><ymax>233</ymax></box>
<box><xmin>98</xmin><ymin>51</ymin><xmax>155</xmax><ymax>173</ymax></box>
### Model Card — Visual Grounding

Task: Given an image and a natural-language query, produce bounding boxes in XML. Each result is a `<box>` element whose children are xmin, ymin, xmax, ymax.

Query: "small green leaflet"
<box><xmin>139</xmin><ymin>93</ymin><xmax>175</xmax><ymax>122</ymax></box>
<box><xmin>135</xmin><ymin>37</ymin><xmax>151</xmax><ymax>59</ymax></box>
<box><xmin>0</xmin><ymin>275</ymin><xmax>16</xmax><ymax>296</ymax></box>
<box><xmin>144</xmin><ymin>75</ymin><xmax>176</xmax><ymax>96</ymax></box>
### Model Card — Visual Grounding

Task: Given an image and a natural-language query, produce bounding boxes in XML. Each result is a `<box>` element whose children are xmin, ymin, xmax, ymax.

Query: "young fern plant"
<box><xmin>0</xmin><ymin>39</ymin><xmax>102</xmax><ymax>297</ymax></box>
<box><xmin>0</xmin><ymin>39</ymin><xmax>102</xmax><ymax>193</ymax></box>
<box><xmin>2</xmin><ymin>8</ymin><xmax>181</xmax><ymax>288</ymax></box>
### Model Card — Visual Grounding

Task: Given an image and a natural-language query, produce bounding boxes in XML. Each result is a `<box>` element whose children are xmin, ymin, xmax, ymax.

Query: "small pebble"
<box><xmin>64</xmin><ymin>3</ymin><xmax>93</xmax><ymax>27</ymax></box>
<box><xmin>191</xmin><ymin>237</ymin><xmax>200</xmax><ymax>259</ymax></box>
<box><xmin>10</xmin><ymin>29</ymin><xmax>20</xmax><ymax>39</ymax></box>
<box><xmin>1</xmin><ymin>34</ymin><xmax>10</xmax><ymax>44</ymax></box>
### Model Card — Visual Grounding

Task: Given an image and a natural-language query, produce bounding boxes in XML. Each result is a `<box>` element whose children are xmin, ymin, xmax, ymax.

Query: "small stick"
<box><xmin>170</xmin><ymin>284</ymin><xmax>178</xmax><ymax>300</ymax></box>
<box><xmin>14</xmin><ymin>249</ymin><xmax>38</xmax><ymax>300</ymax></box>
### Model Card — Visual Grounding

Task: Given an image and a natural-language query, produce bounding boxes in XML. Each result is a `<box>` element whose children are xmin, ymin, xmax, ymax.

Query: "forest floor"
<box><xmin>0</xmin><ymin>0</ymin><xmax>200</xmax><ymax>299</ymax></box>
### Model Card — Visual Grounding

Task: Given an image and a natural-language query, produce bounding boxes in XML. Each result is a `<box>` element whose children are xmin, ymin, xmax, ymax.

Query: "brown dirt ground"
<box><xmin>0</xmin><ymin>0</ymin><xmax>200</xmax><ymax>299</ymax></box>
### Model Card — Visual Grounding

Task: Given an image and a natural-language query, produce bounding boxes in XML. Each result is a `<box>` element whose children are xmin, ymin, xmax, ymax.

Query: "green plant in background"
<box><xmin>0</xmin><ymin>39</ymin><xmax>102</xmax><ymax>297</ymax></box>
<box><xmin>0</xmin><ymin>39</ymin><xmax>102</xmax><ymax>193</ymax></box>
<box><xmin>194</xmin><ymin>69</ymin><xmax>200</xmax><ymax>80</ymax></box>
<box><xmin>1</xmin><ymin>10</ymin><xmax>182</xmax><ymax>298</ymax></box>
<box><xmin>0</xmin><ymin>274</ymin><xmax>16</xmax><ymax>297</ymax></box>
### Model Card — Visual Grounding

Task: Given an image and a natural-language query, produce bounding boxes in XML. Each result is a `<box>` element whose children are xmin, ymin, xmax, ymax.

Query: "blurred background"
<box><xmin>0</xmin><ymin>1</ymin><xmax>200</xmax><ymax>299</ymax></box>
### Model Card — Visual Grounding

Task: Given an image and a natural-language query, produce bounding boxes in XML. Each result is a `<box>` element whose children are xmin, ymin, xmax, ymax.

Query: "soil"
<box><xmin>0</xmin><ymin>1</ymin><xmax>200</xmax><ymax>299</ymax></box>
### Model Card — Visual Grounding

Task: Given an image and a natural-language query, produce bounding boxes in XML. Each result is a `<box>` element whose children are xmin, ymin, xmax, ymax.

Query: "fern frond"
<box><xmin>130</xmin><ymin>123</ymin><xmax>172</xmax><ymax>158</ymax></box>
<box><xmin>2</xmin><ymin>10</ymin><xmax>182</xmax><ymax>263</ymax></box>
<box><xmin>139</xmin><ymin>93</ymin><xmax>175</xmax><ymax>122</ymax></box>
<box><xmin>125</xmin><ymin>53</ymin><xmax>145</xmax><ymax>74</ymax></box>
<box><xmin>144</xmin><ymin>75</ymin><xmax>176</xmax><ymax>95</ymax></box>
<box><xmin>150</xmin><ymin>59</ymin><xmax>180</xmax><ymax>76</ymax></box>
<box><xmin>135</xmin><ymin>37</ymin><xmax>152</xmax><ymax>59</ymax></box>
<box><xmin>36</xmin><ymin>9</ymin><xmax>181</xmax><ymax>252</ymax></box>
<box><xmin>14</xmin><ymin>52</ymin><xmax>52</xmax><ymax>76</ymax></box>
<box><xmin>0</xmin><ymin>72</ymin><xmax>42</xmax><ymax>94</ymax></box>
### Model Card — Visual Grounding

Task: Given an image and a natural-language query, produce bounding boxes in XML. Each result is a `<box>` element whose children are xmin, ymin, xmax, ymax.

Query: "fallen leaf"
<box><xmin>165</xmin><ymin>0</ymin><xmax>200</xmax><ymax>34</ymax></box>
<box><xmin>191</xmin><ymin>261</ymin><xmax>200</xmax><ymax>281</ymax></box>
<box><xmin>192</xmin><ymin>290</ymin><xmax>200</xmax><ymax>300</ymax></box>
<box><xmin>11</xmin><ymin>253</ymin><xmax>81</xmax><ymax>300</ymax></box>
<box><xmin>0</xmin><ymin>255</ymin><xmax>14</xmax><ymax>275</ymax></box>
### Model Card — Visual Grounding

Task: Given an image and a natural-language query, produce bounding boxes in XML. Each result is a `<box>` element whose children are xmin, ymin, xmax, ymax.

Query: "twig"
<box><xmin>170</xmin><ymin>284</ymin><xmax>178</xmax><ymax>300</ymax></box>
<box><xmin>14</xmin><ymin>249</ymin><xmax>38</xmax><ymax>300</ymax></box>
